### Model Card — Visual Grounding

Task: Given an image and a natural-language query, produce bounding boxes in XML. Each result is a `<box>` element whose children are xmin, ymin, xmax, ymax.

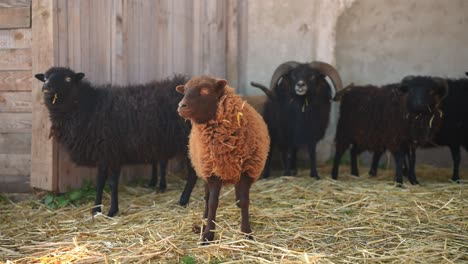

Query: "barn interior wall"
<box><xmin>336</xmin><ymin>0</ymin><xmax>468</xmax><ymax>168</ymax></box>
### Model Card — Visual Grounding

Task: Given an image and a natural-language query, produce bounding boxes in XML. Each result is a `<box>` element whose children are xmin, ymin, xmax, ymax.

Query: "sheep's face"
<box><xmin>286</xmin><ymin>65</ymin><xmax>323</xmax><ymax>96</ymax></box>
<box><xmin>400</xmin><ymin>76</ymin><xmax>448</xmax><ymax>143</ymax></box>
<box><xmin>176</xmin><ymin>76</ymin><xmax>227</xmax><ymax>124</ymax></box>
<box><xmin>35</xmin><ymin>67</ymin><xmax>85</xmax><ymax>108</ymax></box>
<box><xmin>400</xmin><ymin>76</ymin><xmax>447</xmax><ymax>115</ymax></box>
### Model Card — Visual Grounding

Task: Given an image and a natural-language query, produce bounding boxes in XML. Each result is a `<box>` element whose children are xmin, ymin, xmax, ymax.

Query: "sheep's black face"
<box><xmin>287</xmin><ymin>65</ymin><xmax>323</xmax><ymax>96</ymax></box>
<box><xmin>35</xmin><ymin>67</ymin><xmax>85</xmax><ymax>108</ymax></box>
<box><xmin>400</xmin><ymin>76</ymin><xmax>448</xmax><ymax>144</ymax></box>
<box><xmin>176</xmin><ymin>76</ymin><xmax>227</xmax><ymax>124</ymax></box>
<box><xmin>400</xmin><ymin>76</ymin><xmax>447</xmax><ymax>115</ymax></box>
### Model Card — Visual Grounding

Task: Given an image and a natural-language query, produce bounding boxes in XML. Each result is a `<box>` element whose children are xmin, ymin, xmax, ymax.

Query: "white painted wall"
<box><xmin>336</xmin><ymin>0</ymin><xmax>468</xmax><ymax>86</ymax></box>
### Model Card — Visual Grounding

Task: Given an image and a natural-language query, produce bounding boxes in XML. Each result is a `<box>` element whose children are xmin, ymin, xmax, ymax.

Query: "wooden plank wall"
<box><xmin>38</xmin><ymin>0</ymin><xmax>241</xmax><ymax>192</ymax></box>
<box><xmin>0</xmin><ymin>0</ymin><xmax>32</xmax><ymax>192</ymax></box>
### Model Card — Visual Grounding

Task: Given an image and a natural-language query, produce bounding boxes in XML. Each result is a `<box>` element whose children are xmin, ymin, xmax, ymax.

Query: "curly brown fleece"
<box><xmin>188</xmin><ymin>86</ymin><xmax>270</xmax><ymax>185</ymax></box>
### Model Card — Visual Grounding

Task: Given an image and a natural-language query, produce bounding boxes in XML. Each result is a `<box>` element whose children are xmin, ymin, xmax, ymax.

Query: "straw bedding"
<box><xmin>0</xmin><ymin>165</ymin><xmax>466</xmax><ymax>263</ymax></box>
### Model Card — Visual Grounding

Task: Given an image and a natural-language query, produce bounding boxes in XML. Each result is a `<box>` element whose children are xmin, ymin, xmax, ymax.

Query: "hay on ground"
<box><xmin>0</xmin><ymin>165</ymin><xmax>466</xmax><ymax>263</ymax></box>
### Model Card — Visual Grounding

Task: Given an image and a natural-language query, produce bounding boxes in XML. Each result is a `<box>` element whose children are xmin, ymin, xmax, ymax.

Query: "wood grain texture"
<box><xmin>0</xmin><ymin>132</ymin><xmax>31</xmax><ymax>154</ymax></box>
<box><xmin>0</xmin><ymin>70</ymin><xmax>32</xmax><ymax>91</ymax></box>
<box><xmin>0</xmin><ymin>48</ymin><xmax>32</xmax><ymax>70</ymax></box>
<box><xmin>0</xmin><ymin>6</ymin><xmax>31</xmax><ymax>29</ymax></box>
<box><xmin>30</xmin><ymin>0</ymin><xmax>58</xmax><ymax>191</ymax></box>
<box><xmin>0</xmin><ymin>28</ymin><xmax>31</xmax><ymax>49</ymax></box>
<box><xmin>0</xmin><ymin>174</ymin><xmax>30</xmax><ymax>192</ymax></box>
<box><xmin>0</xmin><ymin>0</ymin><xmax>30</xmax><ymax>8</ymax></box>
<box><xmin>0</xmin><ymin>153</ymin><xmax>30</xmax><ymax>176</ymax></box>
<box><xmin>0</xmin><ymin>91</ymin><xmax>31</xmax><ymax>112</ymax></box>
<box><xmin>0</xmin><ymin>112</ymin><xmax>31</xmax><ymax>133</ymax></box>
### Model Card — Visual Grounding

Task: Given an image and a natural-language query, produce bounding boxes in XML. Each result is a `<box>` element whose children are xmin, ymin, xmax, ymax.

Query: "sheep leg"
<box><xmin>350</xmin><ymin>145</ymin><xmax>361</xmax><ymax>177</ymax></box>
<box><xmin>407</xmin><ymin>148</ymin><xmax>419</xmax><ymax>185</ymax></box>
<box><xmin>393</xmin><ymin>151</ymin><xmax>405</xmax><ymax>187</ymax></box>
<box><xmin>149</xmin><ymin>162</ymin><xmax>158</xmax><ymax>188</ymax></box>
<box><xmin>202</xmin><ymin>176</ymin><xmax>222</xmax><ymax>243</ymax></box>
<box><xmin>369</xmin><ymin>151</ymin><xmax>384</xmax><ymax>177</ymax></box>
<box><xmin>284</xmin><ymin>146</ymin><xmax>297</xmax><ymax>176</ymax></box>
<box><xmin>235</xmin><ymin>174</ymin><xmax>254</xmax><ymax>239</ymax></box>
<box><xmin>158</xmin><ymin>160</ymin><xmax>168</xmax><ymax>192</ymax></box>
<box><xmin>107</xmin><ymin>167</ymin><xmax>121</xmax><ymax>217</ymax></box>
<box><xmin>291</xmin><ymin>147</ymin><xmax>298</xmax><ymax>176</ymax></box>
<box><xmin>93</xmin><ymin>166</ymin><xmax>108</xmax><ymax>215</ymax></box>
<box><xmin>179</xmin><ymin>162</ymin><xmax>198</xmax><ymax>206</ymax></box>
<box><xmin>307</xmin><ymin>142</ymin><xmax>319</xmax><ymax>179</ymax></box>
<box><xmin>193</xmin><ymin>183</ymin><xmax>210</xmax><ymax>235</ymax></box>
<box><xmin>331</xmin><ymin>143</ymin><xmax>348</xmax><ymax>180</ymax></box>
<box><xmin>449</xmin><ymin>145</ymin><xmax>461</xmax><ymax>183</ymax></box>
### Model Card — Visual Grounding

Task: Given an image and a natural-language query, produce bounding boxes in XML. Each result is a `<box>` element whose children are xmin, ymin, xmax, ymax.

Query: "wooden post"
<box><xmin>30</xmin><ymin>0</ymin><xmax>58</xmax><ymax>191</ymax></box>
<box><xmin>226</xmin><ymin>0</ymin><xmax>238</xmax><ymax>90</ymax></box>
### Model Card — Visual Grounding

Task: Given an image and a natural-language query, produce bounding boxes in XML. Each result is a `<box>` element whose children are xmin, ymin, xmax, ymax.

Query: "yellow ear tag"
<box><xmin>237</xmin><ymin>112</ymin><xmax>243</xmax><ymax>127</ymax></box>
<box><xmin>52</xmin><ymin>94</ymin><xmax>58</xmax><ymax>104</ymax></box>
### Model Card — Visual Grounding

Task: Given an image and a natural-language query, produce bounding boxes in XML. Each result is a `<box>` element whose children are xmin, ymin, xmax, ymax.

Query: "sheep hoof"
<box><xmin>409</xmin><ymin>180</ymin><xmax>419</xmax><ymax>185</ymax></box>
<box><xmin>395</xmin><ymin>183</ymin><xmax>404</xmax><ymax>188</ymax></box>
<box><xmin>91</xmin><ymin>206</ymin><xmax>102</xmax><ymax>215</ymax></box>
<box><xmin>107</xmin><ymin>209</ymin><xmax>119</xmax><ymax>217</ymax></box>
<box><xmin>178</xmin><ymin>197</ymin><xmax>190</xmax><ymax>207</ymax></box>
<box><xmin>368</xmin><ymin>171</ymin><xmax>377</xmax><ymax>177</ymax></box>
<box><xmin>157</xmin><ymin>187</ymin><xmax>167</xmax><ymax>193</ymax></box>
<box><xmin>310</xmin><ymin>174</ymin><xmax>320</xmax><ymax>180</ymax></box>
<box><xmin>451</xmin><ymin>178</ymin><xmax>460</xmax><ymax>184</ymax></box>
<box><xmin>201</xmin><ymin>232</ymin><xmax>215</xmax><ymax>244</ymax></box>
<box><xmin>245</xmin><ymin>233</ymin><xmax>255</xmax><ymax>240</ymax></box>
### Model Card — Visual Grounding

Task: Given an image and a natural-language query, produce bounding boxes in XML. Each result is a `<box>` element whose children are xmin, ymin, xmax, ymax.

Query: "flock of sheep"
<box><xmin>34</xmin><ymin>63</ymin><xmax>467</xmax><ymax>243</ymax></box>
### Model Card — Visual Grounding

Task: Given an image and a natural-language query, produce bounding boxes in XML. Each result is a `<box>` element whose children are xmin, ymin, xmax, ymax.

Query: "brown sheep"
<box><xmin>176</xmin><ymin>75</ymin><xmax>270</xmax><ymax>243</ymax></box>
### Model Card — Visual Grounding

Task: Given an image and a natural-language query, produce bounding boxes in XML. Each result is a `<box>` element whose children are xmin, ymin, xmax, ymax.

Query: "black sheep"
<box><xmin>369</xmin><ymin>74</ymin><xmax>468</xmax><ymax>183</ymax></box>
<box><xmin>331</xmin><ymin>76</ymin><xmax>448</xmax><ymax>185</ymax></box>
<box><xmin>34</xmin><ymin>67</ymin><xmax>197</xmax><ymax>216</ymax></box>
<box><xmin>251</xmin><ymin>61</ymin><xmax>343</xmax><ymax>179</ymax></box>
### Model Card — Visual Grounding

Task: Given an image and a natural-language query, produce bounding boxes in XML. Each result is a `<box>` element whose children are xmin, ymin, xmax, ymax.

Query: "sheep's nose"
<box><xmin>297</xmin><ymin>81</ymin><xmax>306</xmax><ymax>87</ymax></box>
<box><xmin>178</xmin><ymin>102</ymin><xmax>187</xmax><ymax>108</ymax></box>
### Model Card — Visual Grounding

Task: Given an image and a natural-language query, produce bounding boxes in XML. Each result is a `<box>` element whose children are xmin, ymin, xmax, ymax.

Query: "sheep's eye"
<box><xmin>200</xmin><ymin>88</ymin><xmax>210</xmax><ymax>95</ymax></box>
<box><xmin>65</xmin><ymin>77</ymin><xmax>72</xmax><ymax>82</ymax></box>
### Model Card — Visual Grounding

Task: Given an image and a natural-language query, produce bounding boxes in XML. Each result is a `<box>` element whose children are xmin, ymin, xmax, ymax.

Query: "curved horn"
<box><xmin>270</xmin><ymin>61</ymin><xmax>301</xmax><ymax>89</ymax></box>
<box><xmin>251</xmin><ymin>81</ymin><xmax>275</xmax><ymax>100</ymax></box>
<box><xmin>308</xmin><ymin>61</ymin><xmax>343</xmax><ymax>92</ymax></box>
<box><xmin>432</xmin><ymin>77</ymin><xmax>449</xmax><ymax>100</ymax></box>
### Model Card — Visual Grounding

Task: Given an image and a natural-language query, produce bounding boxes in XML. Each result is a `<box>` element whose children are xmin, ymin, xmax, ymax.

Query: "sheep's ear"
<box><xmin>176</xmin><ymin>85</ymin><xmax>185</xmax><ymax>94</ymax></box>
<box><xmin>35</xmin><ymin>74</ymin><xmax>45</xmax><ymax>82</ymax></box>
<box><xmin>74</xmin><ymin>72</ymin><xmax>85</xmax><ymax>81</ymax></box>
<box><xmin>215</xmin><ymin>79</ymin><xmax>227</xmax><ymax>92</ymax></box>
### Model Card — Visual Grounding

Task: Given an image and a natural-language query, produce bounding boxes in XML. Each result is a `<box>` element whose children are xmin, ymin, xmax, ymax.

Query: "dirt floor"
<box><xmin>0</xmin><ymin>164</ymin><xmax>467</xmax><ymax>263</ymax></box>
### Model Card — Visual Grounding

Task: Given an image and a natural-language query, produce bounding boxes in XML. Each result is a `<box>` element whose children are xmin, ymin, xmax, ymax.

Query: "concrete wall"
<box><xmin>336</xmin><ymin>0</ymin><xmax>468</xmax><ymax>168</ymax></box>
<box><xmin>336</xmin><ymin>0</ymin><xmax>468</xmax><ymax>85</ymax></box>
